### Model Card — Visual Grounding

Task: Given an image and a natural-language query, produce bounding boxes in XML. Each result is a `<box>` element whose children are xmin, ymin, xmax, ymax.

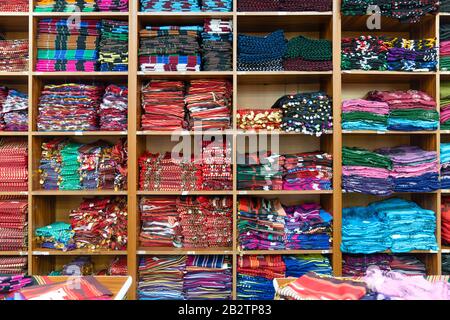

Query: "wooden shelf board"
<box><xmin>32</xmin><ymin>131</ymin><xmax>128</xmax><ymax>136</ymax></box>
<box><xmin>32</xmin><ymin>72</ymin><xmax>128</xmax><ymax>76</ymax></box>
<box><xmin>236</xmin><ymin>130</ymin><xmax>332</xmax><ymax>135</ymax></box>
<box><xmin>0</xmin><ymin>12</ymin><xmax>29</xmax><ymax>16</ymax></box>
<box><xmin>0</xmin><ymin>72</ymin><xmax>28</xmax><ymax>77</ymax></box>
<box><xmin>32</xmin><ymin>249</ymin><xmax>127</xmax><ymax>256</ymax></box>
<box><xmin>238</xmin><ymin>250</ymin><xmax>332</xmax><ymax>255</ymax></box>
<box><xmin>138</xmin><ymin>12</ymin><xmax>233</xmax><ymax>17</ymax></box>
<box><xmin>237</xmin><ymin>11</ymin><xmax>333</xmax><ymax>16</ymax></box>
<box><xmin>32</xmin><ymin>12</ymin><xmax>129</xmax><ymax>17</ymax></box>
<box><xmin>0</xmin><ymin>251</ymin><xmax>28</xmax><ymax>256</ymax></box>
<box><xmin>137</xmin><ymin>71</ymin><xmax>233</xmax><ymax>77</ymax></box>
<box><xmin>137</xmin><ymin>190</ymin><xmax>234</xmax><ymax>196</ymax></box>
<box><xmin>137</xmin><ymin>130</ymin><xmax>233</xmax><ymax>136</ymax></box>
<box><xmin>137</xmin><ymin>247</ymin><xmax>234</xmax><ymax>255</ymax></box>
<box><xmin>343</xmin><ymin>130</ymin><xmax>438</xmax><ymax>135</ymax></box>
<box><xmin>0</xmin><ymin>132</ymin><xmax>29</xmax><ymax>136</ymax></box>
<box><xmin>31</xmin><ymin>190</ymin><xmax>128</xmax><ymax>196</ymax></box>
<box><xmin>237</xmin><ymin>190</ymin><xmax>333</xmax><ymax>195</ymax></box>
<box><xmin>0</xmin><ymin>191</ymin><xmax>28</xmax><ymax>196</ymax></box>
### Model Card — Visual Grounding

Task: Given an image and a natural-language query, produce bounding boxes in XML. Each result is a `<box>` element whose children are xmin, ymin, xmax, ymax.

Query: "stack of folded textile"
<box><xmin>342</xmin><ymin>146</ymin><xmax>393</xmax><ymax>196</ymax></box>
<box><xmin>441</xmin><ymin>82</ymin><xmax>450</xmax><ymax>129</ymax></box>
<box><xmin>0</xmin><ymin>198</ymin><xmax>27</xmax><ymax>251</ymax></box>
<box><xmin>341</xmin><ymin>99</ymin><xmax>389</xmax><ymax>131</ymax></box>
<box><xmin>0</xmin><ymin>257</ymin><xmax>27</xmax><ymax>275</ymax></box>
<box><xmin>237</xmin><ymin>30</ymin><xmax>287</xmax><ymax>71</ymax></box>
<box><xmin>99</xmin><ymin>85</ymin><xmax>128</xmax><ymax>131</ymax></box>
<box><xmin>283</xmin><ymin>203</ymin><xmax>332</xmax><ymax>250</ymax></box>
<box><xmin>341</xmin><ymin>36</ymin><xmax>388</xmax><ymax>71</ymax></box>
<box><xmin>238</xmin><ymin>197</ymin><xmax>286</xmax><ymax>250</ymax></box>
<box><xmin>236</xmin><ymin>109</ymin><xmax>282</xmax><ymax>131</ymax></box>
<box><xmin>69</xmin><ymin>197</ymin><xmax>128</xmax><ymax>251</ymax></box>
<box><xmin>377</xmin><ymin>146</ymin><xmax>439</xmax><ymax>192</ymax></box>
<box><xmin>237</xmin><ymin>152</ymin><xmax>284</xmax><ymax>190</ymax></box>
<box><xmin>237</xmin><ymin>255</ymin><xmax>285</xmax><ymax>300</ymax></box>
<box><xmin>368</xmin><ymin>90</ymin><xmax>438</xmax><ymax>131</ymax></box>
<box><xmin>442</xmin><ymin>144</ymin><xmax>450</xmax><ymax>189</ymax></box>
<box><xmin>443</xmin><ymin>255</ymin><xmax>450</xmax><ymax>275</ymax></box>
<box><xmin>108</xmin><ymin>256</ymin><xmax>128</xmax><ymax>275</ymax></box>
<box><xmin>0</xmin><ymin>274</ymin><xmax>32</xmax><ymax>296</ymax></box>
<box><xmin>139</xmin><ymin>196</ymin><xmax>182</xmax><ymax>248</ymax></box>
<box><xmin>201</xmin><ymin>0</ymin><xmax>232</xmax><ymax>11</ymax></box>
<box><xmin>238</xmin><ymin>0</ymin><xmax>279</xmax><ymax>11</ymax></box>
<box><xmin>201</xmin><ymin>19</ymin><xmax>232</xmax><ymax>71</ymax></box>
<box><xmin>343</xmin><ymin>254</ymin><xmax>392</xmax><ymax>276</ymax></box>
<box><xmin>140</xmin><ymin>0</ymin><xmax>201</xmax><ymax>11</ymax></box>
<box><xmin>443</xmin><ymin>0</ymin><xmax>450</xmax><ymax>12</ymax></box>
<box><xmin>283</xmin><ymin>255</ymin><xmax>333</xmax><ymax>278</ymax></box>
<box><xmin>185</xmin><ymin>79</ymin><xmax>232</xmax><ymax>130</ymax></box>
<box><xmin>97</xmin><ymin>0</ymin><xmax>128</xmax><ymax>11</ymax></box>
<box><xmin>0</xmin><ymin>89</ymin><xmax>28</xmax><ymax>131</ymax></box>
<box><xmin>183</xmin><ymin>255</ymin><xmax>232</xmax><ymax>300</ymax></box>
<box><xmin>36</xmin><ymin>19</ymin><xmax>101</xmax><ymax>72</ymax></box>
<box><xmin>283</xmin><ymin>36</ymin><xmax>332</xmax><ymax>71</ymax></box>
<box><xmin>37</xmin><ymin>83</ymin><xmax>104</xmax><ymax>131</ymax></box>
<box><xmin>385</xmin><ymin>38</ymin><xmax>438</xmax><ymax>71</ymax></box>
<box><xmin>0</xmin><ymin>0</ymin><xmax>28</xmax><ymax>11</ymax></box>
<box><xmin>273</xmin><ymin>92</ymin><xmax>333</xmax><ymax>136</ymax></box>
<box><xmin>139</xmin><ymin>152</ymin><xmax>201</xmax><ymax>191</ymax></box>
<box><xmin>0</xmin><ymin>39</ymin><xmax>28</xmax><ymax>72</ymax></box>
<box><xmin>34</xmin><ymin>0</ymin><xmax>96</xmax><ymax>11</ymax></box>
<box><xmin>342</xmin><ymin>198</ymin><xmax>438</xmax><ymax>254</ymax></box>
<box><xmin>78</xmin><ymin>141</ymin><xmax>106</xmax><ymax>189</ymax></box>
<box><xmin>138</xmin><ymin>255</ymin><xmax>186</xmax><ymax>300</ymax></box>
<box><xmin>35</xmin><ymin>222</ymin><xmax>76</xmax><ymax>251</ymax></box>
<box><xmin>59</xmin><ymin>142</ymin><xmax>82</xmax><ymax>190</ymax></box>
<box><xmin>38</xmin><ymin>138</ymin><xmax>65</xmax><ymax>190</ymax></box>
<box><xmin>110</xmin><ymin>138</ymin><xmax>128</xmax><ymax>191</ymax></box>
<box><xmin>238</xmin><ymin>0</ymin><xmax>331</xmax><ymax>11</ymax></box>
<box><xmin>441</xmin><ymin>24</ymin><xmax>450</xmax><ymax>70</ymax></box>
<box><xmin>139</xmin><ymin>25</ymin><xmax>202</xmax><ymax>72</ymax></box>
<box><xmin>442</xmin><ymin>197</ymin><xmax>450</xmax><ymax>245</ymax></box>
<box><xmin>282</xmin><ymin>152</ymin><xmax>332</xmax><ymax>190</ymax></box>
<box><xmin>201</xmin><ymin>140</ymin><xmax>232</xmax><ymax>190</ymax></box>
<box><xmin>0</xmin><ymin>138</ymin><xmax>28</xmax><ymax>191</ymax></box>
<box><xmin>341</xmin><ymin>0</ymin><xmax>438</xmax><ymax>23</ymax></box>
<box><xmin>98</xmin><ymin>20</ymin><xmax>128</xmax><ymax>71</ymax></box>
<box><xmin>141</xmin><ymin>80</ymin><xmax>186</xmax><ymax>131</ymax></box>
<box><xmin>389</xmin><ymin>255</ymin><xmax>426</xmax><ymax>275</ymax></box>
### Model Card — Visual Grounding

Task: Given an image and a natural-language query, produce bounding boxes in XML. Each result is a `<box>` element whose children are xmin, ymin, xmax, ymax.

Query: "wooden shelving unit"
<box><xmin>0</xmin><ymin>0</ymin><xmax>448</xmax><ymax>300</ymax></box>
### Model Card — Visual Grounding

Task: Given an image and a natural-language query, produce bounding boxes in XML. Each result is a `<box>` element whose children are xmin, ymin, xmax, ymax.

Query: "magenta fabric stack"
<box><xmin>0</xmin><ymin>198</ymin><xmax>27</xmax><ymax>251</ymax></box>
<box><xmin>0</xmin><ymin>138</ymin><xmax>28</xmax><ymax>191</ymax></box>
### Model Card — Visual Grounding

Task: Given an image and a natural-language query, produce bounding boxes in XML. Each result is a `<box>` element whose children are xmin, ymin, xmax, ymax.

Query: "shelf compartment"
<box><xmin>237</xmin><ymin>250</ymin><xmax>333</xmax><ymax>255</ymax></box>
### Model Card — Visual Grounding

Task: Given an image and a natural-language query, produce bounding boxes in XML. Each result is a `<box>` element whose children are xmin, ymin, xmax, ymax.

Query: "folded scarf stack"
<box><xmin>140</xmin><ymin>0</ymin><xmax>201</xmax><ymax>11</ymax></box>
<box><xmin>185</xmin><ymin>79</ymin><xmax>232</xmax><ymax>130</ymax></box>
<box><xmin>96</xmin><ymin>0</ymin><xmax>128</xmax><ymax>11</ymax></box>
<box><xmin>342</xmin><ymin>198</ymin><xmax>438</xmax><ymax>254</ymax></box>
<box><xmin>443</xmin><ymin>254</ymin><xmax>450</xmax><ymax>275</ymax></box>
<box><xmin>441</xmin><ymin>82</ymin><xmax>450</xmax><ymax>129</ymax></box>
<box><xmin>237</xmin><ymin>0</ymin><xmax>331</xmax><ymax>11</ymax></box>
<box><xmin>237</xmin><ymin>255</ymin><xmax>285</xmax><ymax>300</ymax></box>
<box><xmin>283</xmin><ymin>255</ymin><xmax>332</xmax><ymax>278</ymax></box>
<box><xmin>385</xmin><ymin>37</ymin><xmax>437</xmax><ymax>71</ymax></box>
<box><xmin>0</xmin><ymin>274</ymin><xmax>32</xmax><ymax>297</ymax></box>
<box><xmin>341</xmin><ymin>0</ymin><xmax>438</xmax><ymax>23</ymax></box>
<box><xmin>238</xmin><ymin>197</ymin><xmax>286</xmax><ymax>250</ymax></box>
<box><xmin>38</xmin><ymin>137</ymin><xmax>65</xmax><ymax>190</ymax></box>
<box><xmin>99</xmin><ymin>84</ymin><xmax>127</xmax><ymax>131</ymax></box>
<box><xmin>377</xmin><ymin>145</ymin><xmax>439</xmax><ymax>192</ymax></box>
<box><xmin>60</xmin><ymin>142</ymin><xmax>82</xmax><ymax>190</ymax></box>
<box><xmin>139</xmin><ymin>25</ymin><xmax>202</xmax><ymax>72</ymax></box>
<box><xmin>0</xmin><ymin>88</ymin><xmax>28</xmax><ymax>131</ymax></box>
<box><xmin>98</xmin><ymin>20</ymin><xmax>128</xmax><ymax>71</ymax></box>
<box><xmin>201</xmin><ymin>19</ymin><xmax>232</xmax><ymax>71</ymax></box>
<box><xmin>0</xmin><ymin>138</ymin><xmax>28</xmax><ymax>191</ymax></box>
<box><xmin>237</xmin><ymin>152</ymin><xmax>284</xmax><ymax>190</ymax></box>
<box><xmin>341</xmin><ymin>36</ymin><xmax>389</xmax><ymax>71</ymax></box>
<box><xmin>367</xmin><ymin>89</ymin><xmax>438</xmax><ymax>131</ymax></box>
<box><xmin>201</xmin><ymin>0</ymin><xmax>231</xmax><ymax>12</ymax></box>
<box><xmin>108</xmin><ymin>256</ymin><xmax>128</xmax><ymax>275</ymax></box>
<box><xmin>201</xmin><ymin>140</ymin><xmax>232</xmax><ymax>190</ymax></box>
<box><xmin>0</xmin><ymin>39</ymin><xmax>28</xmax><ymax>72</ymax></box>
<box><xmin>343</xmin><ymin>254</ymin><xmax>426</xmax><ymax>276</ymax></box>
<box><xmin>177</xmin><ymin>196</ymin><xmax>232</xmax><ymax>248</ymax></box>
<box><xmin>141</xmin><ymin>80</ymin><xmax>186</xmax><ymax>130</ymax></box>
<box><xmin>341</xmin><ymin>99</ymin><xmax>389</xmax><ymax>131</ymax></box>
<box><xmin>37</xmin><ymin>83</ymin><xmax>104</xmax><ymax>131</ymax></box>
<box><xmin>69</xmin><ymin>197</ymin><xmax>127</xmax><ymax>251</ymax></box>
<box><xmin>442</xmin><ymin>197</ymin><xmax>450</xmax><ymax>245</ymax></box>
<box><xmin>183</xmin><ymin>255</ymin><xmax>232</xmax><ymax>300</ymax></box>
<box><xmin>35</xmin><ymin>221</ymin><xmax>76</xmax><ymax>251</ymax></box>
<box><xmin>34</xmin><ymin>0</ymin><xmax>96</xmax><ymax>11</ymax></box>
<box><xmin>441</xmin><ymin>24</ymin><xmax>450</xmax><ymax>70</ymax></box>
<box><xmin>283</xmin><ymin>35</ymin><xmax>332</xmax><ymax>71</ymax></box>
<box><xmin>442</xmin><ymin>144</ymin><xmax>450</xmax><ymax>189</ymax></box>
<box><xmin>342</xmin><ymin>146</ymin><xmax>393</xmax><ymax>196</ymax></box>
<box><xmin>0</xmin><ymin>0</ymin><xmax>28</xmax><ymax>11</ymax></box>
<box><xmin>237</xmin><ymin>30</ymin><xmax>287</xmax><ymax>71</ymax></box>
<box><xmin>0</xmin><ymin>198</ymin><xmax>27</xmax><ymax>251</ymax></box>
<box><xmin>36</xmin><ymin>19</ymin><xmax>101</xmax><ymax>72</ymax></box>
<box><xmin>138</xmin><ymin>255</ymin><xmax>186</xmax><ymax>300</ymax></box>
<box><xmin>284</xmin><ymin>203</ymin><xmax>332</xmax><ymax>250</ymax></box>
<box><xmin>236</xmin><ymin>109</ymin><xmax>282</xmax><ymax>131</ymax></box>
<box><xmin>0</xmin><ymin>257</ymin><xmax>27</xmax><ymax>275</ymax></box>
<box><xmin>139</xmin><ymin>152</ymin><xmax>202</xmax><ymax>191</ymax></box>
<box><xmin>282</xmin><ymin>152</ymin><xmax>332</xmax><ymax>190</ymax></box>
<box><xmin>139</xmin><ymin>196</ymin><xmax>182</xmax><ymax>248</ymax></box>
<box><xmin>272</xmin><ymin>91</ymin><xmax>333</xmax><ymax>136</ymax></box>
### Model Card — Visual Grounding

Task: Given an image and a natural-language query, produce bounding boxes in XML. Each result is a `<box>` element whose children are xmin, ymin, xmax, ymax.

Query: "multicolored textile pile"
<box><xmin>0</xmin><ymin>0</ymin><xmax>28</xmax><ymax>11</ymax></box>
<box><xmin>201</xmin><ymin>0</ymin><xmax>231</xmax><ymax>11</ymax></box>
<box><xmin>139</xmin><ymin>25</ymin><xmax>202</xmax><ymax>72</ymax></box>
<box><xmin>441</xmin><ymin>24</ymin><xmax>450</xmax><ymax>70</ymax></box>
<box><xmin>99</xmin><ymin>84</ymin><xmax>128</xmax><ymax>131</ymax></box>
<box><xmin>0</xmin><ymin>138</ymin><xmax>28</xmax><ymax>191</ymax></box>
<box><xmin>0</xmin><ymin>198</ymin><xmax>27</xmax><ymax>251</ymax></box>
<box><xmin>0</xmin><ymin>38</ymin><xmax>28</xmax><ymax>72</ymax></box>
<box><xmin>284</xmin><ymin>36</ymin><xmax>332</xmax><ymax>71</ymax></box>
<box><xmin>342</xmin><ymin>99</ymin><xmax>389</xmax><ymax>131</ymax></box>
<box><xmin>140</xmin><ymin>0</ymin><xmax>201</xmax><ymax>11</ymax></box>
<box><xmin>343</xmin><ymin>254</ymin><xmax>427</xmax><ymax>276</ymax></box>
<box><xmin>96</xmin><ymin>0</ymin><xmax>128</xmax><ymax>11</ymax></box>
<box><xmin>341</xmin><ymin>36</ymin><xmax>389</xmax><ymax>71</ymax></box>
<box><xmin>200</xmin><ymin>139</ymin><xmax>232</xmax><ymax>190</ymax></box>
<box><xmin>441</xmin><ymin>144</ymin><xmax>450</xmax><ymax>189</ymax></box>
<box><xmin>69</xmin><ymin>197</ymin><xmax>127</xmax><ymax>251</ymax></box>
<box><xmin>35</xmin><ymin>222</ymin><xmax>76</xmax><ymax>251</ymax></box>
<box><xmin>441</xmin><ymin>82</ymin><xmax>450</xmax><ymax>129</ymax></box>
<box><xmin>0</xmin><ymin>257</ymin><xmax>27</xmax><ymax>275</ymax></box>
<box><xmin>34</xmin><ymin>0</ymin><xmax>96</xmax><ymax>11</ymax></box>
<box><xmin>98</xmin><ymin>20</ymin><xmax>128</xmax><ymax>71</ymax></box>
<box><xmin>201</xmin><ymin>19</ymin><xmax>232</xmax><ymax>71</ymax></box>
<box><xmin>272</xmin><ymin>92</ymin><xmax>333</xmax><ymax>136</ymax></box>
<box><xmin>442</xmin><ymin>196</ymin><xmax>450</xmax><ymax>245</ymax></box>
<box><xmin>236</xmin><ymin>109</ymin><xmax>282</xmax><ymax>131</ymax></box>
<box><xmin>284</xmin><ymin>255</ymin><xmax>332</xmax><ymax>278</ymax></box>
<box><xmin>237</xmin><ymin>152</ymin><xmax>284</xmax><ymax>190</ymax></box>
<box><xmin>0</xmin><ymin>88</ymin><xmax>28</xmax><ymax>132</ymax></box>
<box><xmin>237</xmin><ymin>0</ymin><xmax>331</xmax><ymax>11</ymax></box>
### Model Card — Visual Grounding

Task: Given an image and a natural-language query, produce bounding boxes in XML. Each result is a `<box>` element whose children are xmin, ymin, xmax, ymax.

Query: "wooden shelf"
<box><xmin>343</xmin><ymin>130</ymin><xmax>438</xmax><ymax>135</ymax></box>
<box><xmin>32</xmin><ymin>249</ymin><xmax>128</xmax><ymax>256</ymax></box>
<box><xmin>32</xmin><ymin>190</ymin><xmax>128</xmax><ymax>196</ymax></box>
<box><xmin>237</xmin><ymin>11</ymin><xmax>333</xmax><ymax>16</ymax></box>
<box><xmin>32</xmin><ymin>72</ymin><xmax>128</xmax><ymax>76</ymax></box>
<box><xmin>238</xmin><ymin>250</ymin><xmax>333</xmax><ymax>255</ymax></box>
<box><xmin>32</xmin><ymin>131</ymin><xmax>128</xmax><ymax>136</ymax></box>
<box><xmin>0</xmin><ymin>251</ymin><xmax>28</xmax><ymax>256</ymax></box>
<box><xmin>137</xmin><ymin>190</ymin><xmax>234</xmax><ymax>196</ymax></box>
<box><xmin>137</xmin><ymin>130</ymin><xmax>233</xmax><ymax>136</ymax></box>
<box><xmin>0</xmin><ymin>191</ymin><xmax>28</xmax><ymax>196</ymax></box>
<box><xmin>137</xmin><ymin>247</ymin><xmax>234</xmax><ymax>255</ymax></box>
<box><xmin>237</xmin><ymin>190</ymin><xmax>333</xmax><ymax>195</ymax></box>
<box><xmin>0</xmin><ymin>132</ymin><xmax>29</xmax><ymax>136</ymax></box>
<box><xmin>32</xmin><ymin>12</ymin><xmax>130</xmax><ymax>17</ymax></box>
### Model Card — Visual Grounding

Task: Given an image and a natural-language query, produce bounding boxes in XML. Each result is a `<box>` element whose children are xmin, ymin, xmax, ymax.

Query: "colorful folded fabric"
<box><xmin>99</xmin><ymin>19</ymin><xmax>128</xmax><ymax>71</ymax></box>
<box><xmin>443</xmin><ymin>254</ymin><xmax>450</xmax><ymax>275</ymax></box>
<box><xmin>0</xmin><ymin>138</ymin><xmax>28</xmax><ymax>191</ymax></box>
<box><xmin>342</xmin><ymin>99</ymin><xmax>389</xmax><ymax>131</ymax></box>
<box><xmin>0</xmin><ymin>39</ymin><xmax>28</xmax><ymax>72</ymax></box>
<box><xmin>0</xmin><ymin>88</ymin><xmax>28</xmax><ymax>131</ymax></box>
<box><xmin>342</xmin><ymin>36</ymin><xmax>389</xmax><ymax>71</ymax></box>
<box><xmin>35</xmin><ymin>0</ymin><xmax>96</xmax><ymax>12</ymax></box>
<box><xmin>0</xmin><ymin>274</ymin><xmax>32</xmax><ymax>296</ymax></box>
<box><xmin>0</xmin><ymin>198</ymin><xmax>27</xmax><ymax>251</ymax></box>
<box><xmin>35</xmin><ymin>222</ymin><xmax>76</xmax><ymax>251</ymax></box>
<box><xmin>201</xmin><ymin>0</ymin><xmax>231</xmax><ymax>12</ymax></box>
<box><xmin>441</xmin><ymin>24</ymin><xmax>450</xmax><ymax>70</ymax></box>
<box><xmin>0</xmin><ymin>0</ymin><xmax>28</xmax><ymax>11</ymax></box>
<box><xmin>99</xmin><ymin>84</ymin><xmax>128</xmax><ymax>131</ymax></box>
<box><xmin>441</xmin><ymin>81</ymin><xmax>450</xmax><ymax>129</ymax></box>
<box><xmin>140</xmin><ymin>0</ymin><xmax>201</xmax><ymax>12</ymax></box>
<box><xmin>200</xmin><ymin>140</ymin><xmax>232</xmax><ymax>190</ymax></box>
<box><xmin>343</xmin><ymin>254</ymin><xmax>426</xmax><ymax>276</ymax></box>
<box><xmin>284</xmin><ymin>35</ymin><xmax>332</xmax><ymax>71</ymax></box>
<box><xmin>237</xmin><ymin>152</ymin><xmax>284</xmax><ymax>190</ymax></box>
<box><xmin>97</xmin><ymin>0</ymin><xmax>128</xmax><ymax>11</ymax></box>
<box><xmin>237</xmin><ymin>109</ymin><xmax>282</xmax><ymax>131</ymax></box>
<box><xmin>0</xmin><ymin>257</ymin><xmax>27</xmax><ymax>275</ymax></box>
<box><xmin>108</xmin><ymin>256</ymin><xmax>128</xmax><ymax>275</ymax></box>
<box><xmin>238</xmin><ymin>0</ymin><xmax>331</xmax><ymax>11</ymax></box>
<box><xmin>201</xmin><ymin>19</ymin><xmax>232</xmax><ymax>71</ymax></box>
<box><xmin>442</xmin><ymin>196</ymin><xmax>450</xmax><ymax>245</ymax></box>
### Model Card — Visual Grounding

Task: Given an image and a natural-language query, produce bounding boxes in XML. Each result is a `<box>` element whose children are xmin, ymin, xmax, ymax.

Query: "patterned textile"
<box><xmin>0</xmin><ymin>138</ymin><xmax>28</xmax><ymax>191</ymax></box>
